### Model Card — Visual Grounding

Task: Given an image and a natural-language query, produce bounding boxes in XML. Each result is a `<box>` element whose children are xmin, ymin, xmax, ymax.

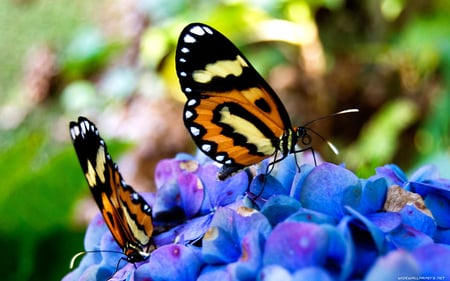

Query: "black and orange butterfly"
<box><xmin>176</xmin><ymin>23</ymin><xmax>356</xmax><ymax>180</ymax></box>
<box><xmin>69</xmin><ymin>116</ymin><xmax>154</xmax><ymax>263</ymax></box>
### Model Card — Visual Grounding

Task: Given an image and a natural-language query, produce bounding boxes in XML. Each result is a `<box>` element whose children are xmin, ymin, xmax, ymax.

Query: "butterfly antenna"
<box><xmin>299</xmin><ymin>108</ymin><xmax>359</xmax><ymax>155</ymax></box>
<box><xmin>70</xmin><ymin>251</ymin><xmax>87</xmax><ymax>269</ymax></box>
<box><xmin>69</xmin><ymin>250</ymin><xmax>125</xmax><ymax>269</ymax></box>
<box><xmin>304</xmin><ymin>127</ymin><xmax>339</xmax><ymax>155</ymax></box>
<box><xmin>302</xmin><ymin>109</ymin><xmax>359</xmax><ymax>128</ymax></box>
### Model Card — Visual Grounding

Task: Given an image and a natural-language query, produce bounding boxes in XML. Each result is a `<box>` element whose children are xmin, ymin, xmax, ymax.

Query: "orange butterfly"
<box><xmin>176</xmin><ymin>23</ymin><xmax>357</xmax><ymax>180</ymax></box>
<box><xmin>70</xmin><ymin>116</ymin><xmax>154</xmax><ymax>262</ymax></box>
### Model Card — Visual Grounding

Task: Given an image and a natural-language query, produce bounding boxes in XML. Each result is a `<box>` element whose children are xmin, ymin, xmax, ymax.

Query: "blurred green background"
<box><xmin>0</xmin><ymin>0</ymin><xmax>449</xmax><ymax>280</ymax></box>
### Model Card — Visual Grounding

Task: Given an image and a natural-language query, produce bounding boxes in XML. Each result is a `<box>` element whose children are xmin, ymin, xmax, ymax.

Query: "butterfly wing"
<box><xmin>69</xmin><ymin>117</ymin><xmax>154</xmax><ymax>262</ymax></box>
<box><xmin>176</xmin><ymin>23</ymin><xmax>293</xmax><ymax>179</ymax></box>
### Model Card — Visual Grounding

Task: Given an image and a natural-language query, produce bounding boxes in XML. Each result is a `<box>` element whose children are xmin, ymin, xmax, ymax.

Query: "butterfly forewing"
<box><xmin>176</xmin><ymin>23</ymin><xmax>295</xmax><ymax>178</ymax></box>
<box><xmin>69</xmin><ymin>116</ymin><xmax>153</xmax><ymax>262</ymax></box>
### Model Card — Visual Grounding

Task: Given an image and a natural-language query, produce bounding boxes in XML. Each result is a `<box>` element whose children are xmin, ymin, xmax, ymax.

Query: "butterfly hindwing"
<box><xmin>176</xmin><ymin>23</ymin><xmax>295</xmax><ymax>178</ymax></box>
<box><xmin>69</xmin><ymin>117</ymin><xmax>154</xmax><ymax>262</ymax></box>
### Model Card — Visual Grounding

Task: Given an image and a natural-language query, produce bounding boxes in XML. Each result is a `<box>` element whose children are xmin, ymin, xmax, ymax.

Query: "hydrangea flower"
<box><xmin>64</xmin><ymin>153</ymin><xmax>450</xmax><ymax>280</ymax></box>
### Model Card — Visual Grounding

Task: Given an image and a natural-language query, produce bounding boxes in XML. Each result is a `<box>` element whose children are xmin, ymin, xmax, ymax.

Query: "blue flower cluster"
<box><xmin>64</xmin><ymin>152</ymin><xmax>450</xmax><ymax>280</ymax></box>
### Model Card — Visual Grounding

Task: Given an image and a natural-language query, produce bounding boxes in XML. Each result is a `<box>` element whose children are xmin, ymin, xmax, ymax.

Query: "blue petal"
<box><xmin>300</xmin><ymin>163</ymin><xmax>361</xmax><ymax>219</ymax></box>
<box><xmin>292</xmin><ymin>267</ymin><xmax>334</xmax><ymax>281</ymax></box>
<box><xmin>249</xmin><ymin>174</ymin><xmax>289</xmax><ymax>203</ymax></box>
<box><xmin>134</xmin><ymin>244</ymin><xmax>203</xmax><ymax>281</ymax></box>
<box><xmin>263</xmin><ymin>222</ymin><xmax>328</xmax><ymax>272</ymax></box>
<box><xmin>399</xmin><ymin>204</ymin><xmax>436</xmax><ymax>236</ymax></box>
<box><xmin>260</xmin><ymin>195</ymin><xmax>301</xmax><ymax>226</ymax></box>
<box><xmin>84</xmin><ymin>212</ymin><xmax>109</xmax><ymax>251</ymax></box>
<box><xmin>285</xmin><ymin>208</ymin><xmax>336</xmax><ymax>225</ymax></box>
<box><xmin>289</xmin><ymin>164</ymin><xmax>315</xmax><ymax>200</ymax></box>
<box><xmin>99</xmin><ymin>231</ymin><xmax>125</xmax><ymax>269</ymax></box>
<box><xmin>197</xmin><ymin>265</ymin><xmax>230</xmax><ymax>281</ymax></box>
<box><xmin>321</xmin><ymin>224</ymin><xmax>352</xmax><ymax>280</ymax></box>
<box><xmin>424</xmin><ymin>192</ymin><xmax>450</xmax><ymax>228</ymax></box>
<box><xmin>344</xmin><ymin>207</ymin><xmax>387</xmax><ymax>253</ymax></box>
<box><xmin>228</xmin><ymin>230</ymin><xmax>265</xmax><ymax>281</ymax></box>
<box><xmin>388</xmin><ymin>224</ymin><xmax>433</xmax><ymax>250</ymax></box>
<box><xmin>365</xmin><ymin>250</ymin><xmax>420</xmax><ymax>281</ymax></box>
<box><xmin>259</xmin><ymin>265</ymin><xmax>293</xmax><ymax>281</ymax></box>
<box><xmin>271</xmin><ymin>154</ymin><xmax>299</xmax><ymax>189</ymax></box>
<box><xmin>433</xmin><ymin>227</ymin><xmax>450</xmax><ymax>244</ymax></box>
<box><xmin>356</xmin><ymin>176</ymin><xmax>388</xmax><ymax>214</ymax></box>
<box><xmin>202</xmin><ymin>207</ymin><xmax>271</xmax><ymax>264</ymax></box>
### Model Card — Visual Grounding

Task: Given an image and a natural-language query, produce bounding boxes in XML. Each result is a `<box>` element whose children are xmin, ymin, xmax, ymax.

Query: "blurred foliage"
<box><xmin>0</xmin><ymin>0</ymin><xmax>449</xmax><ymax>280</ymax></box>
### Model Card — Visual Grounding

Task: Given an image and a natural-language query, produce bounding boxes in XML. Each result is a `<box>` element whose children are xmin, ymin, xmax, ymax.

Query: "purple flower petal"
<box><xmin>375</xmin><ymin>164</ymin><xmax>408</xmax><ymax>187</ymax></box>
<box><xmin>263</xmin><ymin>222</ymin><xmax>328</xmax><ymax>272</ymax></box>
<box><xmin>300</xmin><ymin>163</ymin><xmax>361</xmax><ymax>219</ymax></box>
<box><xmin>198</xmin><ymin>163</ymin><xmax>248</xmax><ymax>211</ymax></box>
<box><xmin>152</xmin><ymin>181</ymin><xmax>185</xmax><ymax>222</ymax></box>
<box><xmin>153</xmin><ymin>213</ymin><xmax>213</xmax><ymax>246</ymax></box>
<box><xmin>365</xmin><ymin>250</ymin><xmax>420</xmax><ymax>281</ymax></box>
<box><xmin>366</xmin><ymin>212</ymin><xmax>402</xmax><ymax>233</ymax></box>
<box><xmin>178</xmin><ymin>172</ymin><xmax>204</xmax><ymax>218</ymax></box>
<box><xmin>412</xmin><ymin>243</ymin><xmax>450</xmax><ymax>276</ymax></box>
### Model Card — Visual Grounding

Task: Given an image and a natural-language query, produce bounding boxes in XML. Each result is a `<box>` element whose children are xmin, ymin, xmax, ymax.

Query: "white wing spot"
<box><xmin>190</xmin><ymin>126</ymin><xmax>200</xmax><ymax>136</ymax></box>
<box><xmin>179</xmin><ymin>58</ymin><xmax>186</xmax><ymax>63</ymax></box>
<box><xmin>202</xmin><ymin>144</ymin><xmax>211</xmax><ymax>152</ymax></box>
<box><xmin>185</xmin><ymin>110</ymin><xmax>193</xmax><ymax>119</ymax></box>
<box><xmin>180</xmin><ymin>72</ymin><xmax>187</xmax><ymax>77</ymax></box>
<box><xmin>80</xmin><ymin>122</ymin><xmax>87</xmax><ymax>135</ymax></box>
<box><xmin>187</xmin><ymin>99</ymin><xmax>197</xmax><ymax>106</ymax></box>
<box><xmin>70</xmin><ymin>126</ymin><xmax>79</xmax><ymax>139</ymax></box>
<box><xmin>190</xmin><ymin>25</ymin><xmax>205</xmax><ymax>36</ymax></box>
<box><xmin>216</xmin><ymin>155</ymin><xmax>225</xmax><ymax>162</ymax></box>
<box><xmin>203</xmin><ymin>26</ymin><xmax>213</xmax><ymax>34</ymax></box>
<box><xmin>225</xmin><ymin>159</ymin><xmax>232</xmax><ymax>165</ymax></box>
<box><xmin>181</xmin><ymin>47</ymin><xmax>189</xmax><ymax>53</ymax></box>
<box><xmin>184</xmin><ymin>34</ymin><xmax>196</xmax><ymax>43</ymax></box>
<box><xmin>185</xmin><ymin>87</ymin><xmax>192</xmax><ymax>93</ymax></box>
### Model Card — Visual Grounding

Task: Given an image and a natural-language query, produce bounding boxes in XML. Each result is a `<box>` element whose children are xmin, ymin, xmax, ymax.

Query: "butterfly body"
<box><xmin>70</xmin><ymin>117</ymin><xmax>154</xmax><ymax>262</ymax></box>
<box><xmin>176</xmin><ymin>23</ymin><xmax>307</xmax><ymax>179</ymax></box>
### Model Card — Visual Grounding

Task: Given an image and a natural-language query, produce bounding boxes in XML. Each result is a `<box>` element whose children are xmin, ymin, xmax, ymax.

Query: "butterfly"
<box><xmin>176</xmin><ymin>23</ymin><xmax>348</xmax><ymax>180</ymax></box>
<box><xmin>69</xmin><ymin>116</ymin><xmax>155</xmax><ymax>263</ymax></box>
